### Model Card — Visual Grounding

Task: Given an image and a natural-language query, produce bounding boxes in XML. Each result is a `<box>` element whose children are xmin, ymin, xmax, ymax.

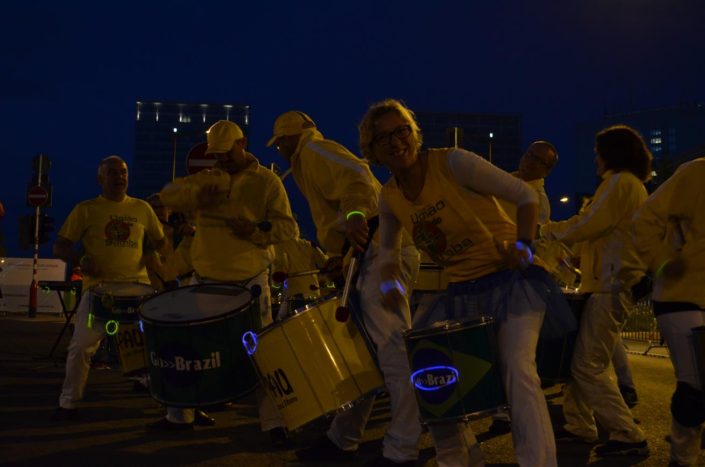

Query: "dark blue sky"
<box><xmin>2</xmin><ymin>1</ymin><xmax>704</xmax><ymax>257</ymax></box>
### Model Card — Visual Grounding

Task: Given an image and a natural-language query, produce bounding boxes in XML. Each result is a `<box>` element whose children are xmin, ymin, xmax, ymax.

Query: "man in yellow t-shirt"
<box><xmin>51</xmin><ymin>156</ymin><xmax>165</xmax><ymax>420</ymax></box>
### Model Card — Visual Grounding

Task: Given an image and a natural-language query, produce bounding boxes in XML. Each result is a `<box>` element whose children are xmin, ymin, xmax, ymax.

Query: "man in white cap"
<box><xmin>149</xmin><ymin>120</ymin><xmax>298</xmax><ymax>446</ymax></box>
<box><xmin>268</xmin><ymin>111</ymin><xmax>421</xmax><ymax>467</ymax></box>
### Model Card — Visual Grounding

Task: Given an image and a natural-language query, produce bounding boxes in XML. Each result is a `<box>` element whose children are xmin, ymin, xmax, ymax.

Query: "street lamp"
<box><xmin>488</xmin><ymin>132</ymin><xmax>494</xmax><ymax>164</ymax></box>
<box><xmin>171</xmin><ymin>127</ymin><xmax>178</xmax><ymax>181</ymax></box>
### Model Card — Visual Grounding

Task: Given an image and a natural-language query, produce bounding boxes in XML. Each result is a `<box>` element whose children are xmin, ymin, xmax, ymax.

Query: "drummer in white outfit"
<box><xmin>268</xmin><ymin>111</ymin><xmax>422</xmax><ymax>467</ymax></box>
<box><xmin>51</xmin><ymin>156</ymin><xmax>166</xmax><ymax>420</ymax></box>
<box><xmin>359</xmin><ymin>99</ymin><xmax>574</xmax><ymax>467</ymax></box>
<box><xmin>150</xmin><ymin>120</ymin><xmax>298</xmax><ymax>443</ymax></box>
<box><xmin>632</xmin><ymin>157</ymin><xmax>705</xmax><ymax>467</ymax></box>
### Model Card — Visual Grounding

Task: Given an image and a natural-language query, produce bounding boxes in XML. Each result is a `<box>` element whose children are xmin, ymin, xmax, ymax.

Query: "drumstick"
<box><xmin>279</xmin><ymin>168</ymin><xmax>293</xmax><ymax>181</ymax></box>
<box><xmin>200</xmin><ymin>212</ymin><xmax>272</xmax><ymax>232</ymax></box>
<box><xmin>271</xmin><ymin>269</ymin><xmax>321</xmax><ymax>283</ymax></box>
<box><xmin>335</xmin><ymin>256</ymin><xmax>358</xmax><ymax>322</ymax></box>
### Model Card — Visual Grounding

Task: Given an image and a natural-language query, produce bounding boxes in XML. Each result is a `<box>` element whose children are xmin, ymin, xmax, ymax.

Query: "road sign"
<box><xmin>185</xmin><ymin>142</ymin><xmax>216</xmax><ymax>175</ymax></box>
<box><xmin>27</xmin><ymin>186</ymin><xmax>49</xmax><ymax>207</ymax></box>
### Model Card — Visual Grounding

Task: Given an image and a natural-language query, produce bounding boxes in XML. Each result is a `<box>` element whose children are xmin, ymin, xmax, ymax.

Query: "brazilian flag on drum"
<box><xmin>404</xmin><ymin>317</ymin><xmax>507</xmax><ymax>423</ymax></box>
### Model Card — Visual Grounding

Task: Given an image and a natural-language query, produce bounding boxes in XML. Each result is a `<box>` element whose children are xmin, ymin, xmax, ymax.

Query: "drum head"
<box><xmin>93</xmin><ymin>282</ymin><xmax>155</xmax><ymax>297</ymax></box>
<box><xmin>139</xmin><ymin>283</ymin><xmax>252</xmax><ymax>324</ymax></box>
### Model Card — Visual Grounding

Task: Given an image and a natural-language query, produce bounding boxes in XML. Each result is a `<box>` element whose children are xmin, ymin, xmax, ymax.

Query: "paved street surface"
<box><xmin>0</xmin><ymin>313</ymin><xmax>692</xmax><ymax>466</ymax></box>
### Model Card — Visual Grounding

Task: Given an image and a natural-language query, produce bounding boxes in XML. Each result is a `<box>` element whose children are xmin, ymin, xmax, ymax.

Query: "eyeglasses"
<box><xmin>373</xmin><ymin>125</ymin><xmax>412</xmax><ymax>147</ymax></box>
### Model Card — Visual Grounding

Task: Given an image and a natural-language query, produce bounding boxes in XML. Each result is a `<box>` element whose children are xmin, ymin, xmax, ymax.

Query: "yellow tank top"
<box><xmin>381</xmin><ymin>149</ymin><xmax>517</xmax><ymax>282</ymax></box>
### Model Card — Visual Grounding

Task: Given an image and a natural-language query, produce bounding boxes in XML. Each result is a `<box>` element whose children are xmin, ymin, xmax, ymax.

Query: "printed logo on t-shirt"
<box><xmin>104</xmin><ymin>215</ymin><xmax>138</xmax><ymax>248</ymax></box>
<box><xmin>410</xmin><ymin>200</ymin><xmax>473</xmax><ymax>264</ymax></box>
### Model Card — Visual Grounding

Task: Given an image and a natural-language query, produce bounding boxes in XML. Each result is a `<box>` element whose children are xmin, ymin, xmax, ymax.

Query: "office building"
<box><xmin>414</xmin><ymin>111</ymin><xmax>522</xmax><ymax>172</ymax></box>
<box><xmin>132</xmin><ymin>101</ymin><xmax>250</xmax><ymax>199</ymax></box>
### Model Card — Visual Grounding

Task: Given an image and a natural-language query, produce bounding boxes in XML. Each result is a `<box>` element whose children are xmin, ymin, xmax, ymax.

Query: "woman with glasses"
<box><xmin>540</xmin><ymin>124</ymin><xmax>651</xmax><ymax>457</ymax></box>
<box><xmin>359</xmin><ymin>99</ymin><xmax>571</xmax><ymax>467</ymax></box>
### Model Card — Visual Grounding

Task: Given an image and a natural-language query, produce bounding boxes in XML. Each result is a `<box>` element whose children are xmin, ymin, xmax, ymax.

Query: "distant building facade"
<box><xmin>132</xmin><ymin>100</ymin><xmax>250</xmax><ymax>199</ymax></box>
<box><xmin>575</xmin><ymin>102</ymin><xmax>705</xmax><ymax>199</ymax></box>
<box><xmin>414</xmin><ymin>111</ymin><xmax>522</xmax><ymax>172</ymax></box>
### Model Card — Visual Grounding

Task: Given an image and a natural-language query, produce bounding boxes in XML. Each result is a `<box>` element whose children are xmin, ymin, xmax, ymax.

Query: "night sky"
<box><xmin>2</xmin><ymin>0</ymin><xmax>704</xmax><ymax>258</ymax></box>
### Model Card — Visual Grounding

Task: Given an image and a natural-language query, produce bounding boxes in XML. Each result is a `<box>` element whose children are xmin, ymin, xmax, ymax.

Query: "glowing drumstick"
<box><xmin>279</xmin><ymin>168</ymin><xmax>293</xmax><ymax>181</ymax></box>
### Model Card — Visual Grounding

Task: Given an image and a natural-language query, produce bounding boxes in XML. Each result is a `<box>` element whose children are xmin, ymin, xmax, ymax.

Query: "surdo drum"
<box><xmin>403</xmin><ymin>317</ymin><xmax>507</xmax><ymax>424</ymax></box>
<box><xmin>243</xmin><ymin>295</ymin><xmax>383</xmax><ymax>431</ymax></box>
<box><xmin>88</xmin><ymin>282</ymin><xmax>156</xmax><ymax>333</ymax></box>
<box><xmin>139</xmin><ymin>283</ymin><xmax>261</xmax><ymax>407</ymax></box>
<box><xmin>535</xmin><ymin>288</ymin><xmax>587</xmax><ymax>383</ymax></box>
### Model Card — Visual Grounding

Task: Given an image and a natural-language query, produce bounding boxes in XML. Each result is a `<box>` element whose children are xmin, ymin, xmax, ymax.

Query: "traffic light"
<box><xmin>18</xmin><ymin>214</ymin><xmax>55</xmax><ymax>248</ymax></box>
<box><xmin>19</xmin><ymin>215</ymin><xmax>34</xmax><ymax>250</ymax></box>
<box><xmin>38</xmin><ymin>214</ymin><xmax>55</xmax><ymax>244</ymax></box>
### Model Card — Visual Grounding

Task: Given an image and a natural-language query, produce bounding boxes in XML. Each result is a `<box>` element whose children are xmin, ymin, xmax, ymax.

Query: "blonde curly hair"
<box><xmin>358</xmin><ymin>99</ymin><xmax>423</xmax><ymax>165</ymax></box>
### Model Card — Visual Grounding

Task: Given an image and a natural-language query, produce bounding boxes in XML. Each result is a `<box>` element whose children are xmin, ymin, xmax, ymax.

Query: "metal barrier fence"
<box><xmin>621</xmin><ymin>298</ymin><xmax>667</xmax><ymax>355</ymax></box>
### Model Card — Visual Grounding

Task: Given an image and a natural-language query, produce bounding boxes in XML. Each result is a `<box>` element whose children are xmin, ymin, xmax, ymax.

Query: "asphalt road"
<box><xmin>0</xmin><ymin>314</ymin><xmax>690</xmax><ymax>466</ymax></box>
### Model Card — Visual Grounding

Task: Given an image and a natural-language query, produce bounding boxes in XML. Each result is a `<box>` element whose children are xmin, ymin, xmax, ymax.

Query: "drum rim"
<box><xmin>285</xmin><ymin>386</ymin><xmax>385</xmax><ymax>432</ymax></box>
<box><xmin>255</xmin><ymin>294</ymin><xmax>339</xmax><ymax>338</ymax></box>
<box><xmin>148</xmin><ymin>380</ymin><xmax>261</xmax><ymax>407</ymax></box>
<box><xmin>420</xmin><ymin>403</ymin><xmax>510</xmax><ymax>425</ymax></box>
<box><xmin>404</xmin><ymin>316</ymin><xmax>495</xmax><ymax>339</ymax></box>
<box><xmin>91</xmin><ymin>281</ymin><xmax>156</xmax><ymax>298</ymax></box>
<box><xmin>138</xmin><ymin>283</ymin><xmax>254</xmax><ymax>324</ymax></box>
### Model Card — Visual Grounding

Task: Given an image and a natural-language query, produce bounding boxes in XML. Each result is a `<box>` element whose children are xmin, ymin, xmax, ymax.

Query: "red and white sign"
<box><xmin>27</xmin><ymin>185</ymin><xmax>49</xmax><ymax>207</ymax></box>
<box><xmin>185</xmin><ymin>142</ymin><xmax>217</xmax><ymax>175</ymax></box>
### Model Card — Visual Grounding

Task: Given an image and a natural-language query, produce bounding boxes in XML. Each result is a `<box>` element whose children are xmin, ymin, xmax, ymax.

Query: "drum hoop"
<box><xmin>292</xmin><ymin>292</ymin><xmax>339</xmax><ymax>314</ymax></box>
<box><xmin>137</xmin><ymin>283</ymin><xmax>253</xmax><ymax>325</ymax></box>
<box><xmin>404</xmin><ymin>315</ymin><xmax>495</xmax><ymax>339</ymax></box>
<box><xmin>91</xmin><ymin>281</ymin><xmax>156</xmax><ymax>298</ymax></box>
<box><xmin>421</xmin><ymin>403</ymin><xmax>510</xmax><ymax>425</ymax></box>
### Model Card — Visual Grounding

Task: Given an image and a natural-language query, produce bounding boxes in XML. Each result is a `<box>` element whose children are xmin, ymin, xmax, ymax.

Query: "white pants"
<box><xmin>612</xmin><ymin>334</ymin><xmax>635</xmax><ymax>389</ymax></box>
<box><xmin>326</xmin><ymin>244</ymin><xmax>423</xmax><ymax>463</ymax></box>
<box><xmin>58</xmin><ymin>291</ymin><xmax>104</xmax><ymax>409</ymax></box>
<box><xmin>657</xmin><ymin>310</ymin><xmax>705</xmax><ymax>466</ymax></box>
<box><xmin>166</xmin><ymin>271</ymin><xmax>282</xmax><ymax>431</ymax></box>
<box><xmin>563</xmin><ymin>292</ymin><xmax>645</xmax><ymax>443</ymax></box>
<box><xmin>414</xmin><ymin>273</ymin><xmax>556</xmax><ymax>467</ymax></box>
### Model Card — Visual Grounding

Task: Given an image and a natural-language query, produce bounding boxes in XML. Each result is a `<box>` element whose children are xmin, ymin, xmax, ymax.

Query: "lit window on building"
<box><xmin>650</xmin><ymin>129</ymin><xmax>662</xmax><ymax>136</ymax></box>
<box><xmin>650</xmin><ymin>137</ymin><xmax>662</xmax><ymax>145</ymax></box>
<box><xmin>201</xmin><ymin>104</ymin><xmax>208</xmax><ymax>123</ymax></box>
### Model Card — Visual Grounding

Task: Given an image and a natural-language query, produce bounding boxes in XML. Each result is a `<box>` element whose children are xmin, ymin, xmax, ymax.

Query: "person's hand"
<box><xmin>379</xmin><ymin>278</ymin><xmax>408</xmax><ymax>310</ymax></box>
<box><xmin>177</xmin><ymin>223</ymin><xmax>196</xmax><ymax>237</ymax></box>
<box><xmin>345</xmin><ymin>213</ymin><xmax>369</xmax><ymax>253</ymax></box>
<box><xmin>79</xmin><ymin>255</ymin><xmax>100</xmax><ymax>277</ymax></box>
<box><xmin>379</xmin><ymin>262</ymin><xmax>407</xmax><ymax>309</ymax></box>
<box><xmin>321</xmin><ymin>256</ymin><xmax>344</xmax><ymax>283</ymax></box>
<box><xmin>196</xmin><ymin>184</ymin><xmax>226</xmax><ymax>208</ymax></box>
<box><xmin>497</xmin><ymin>240</ymin><xmax>533</xmax><ymax>270</ymax></box>
<box><xmin>225</xmin><ymin>216</ymin><xmax>257</xmax><ymax>238</ymax></box>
